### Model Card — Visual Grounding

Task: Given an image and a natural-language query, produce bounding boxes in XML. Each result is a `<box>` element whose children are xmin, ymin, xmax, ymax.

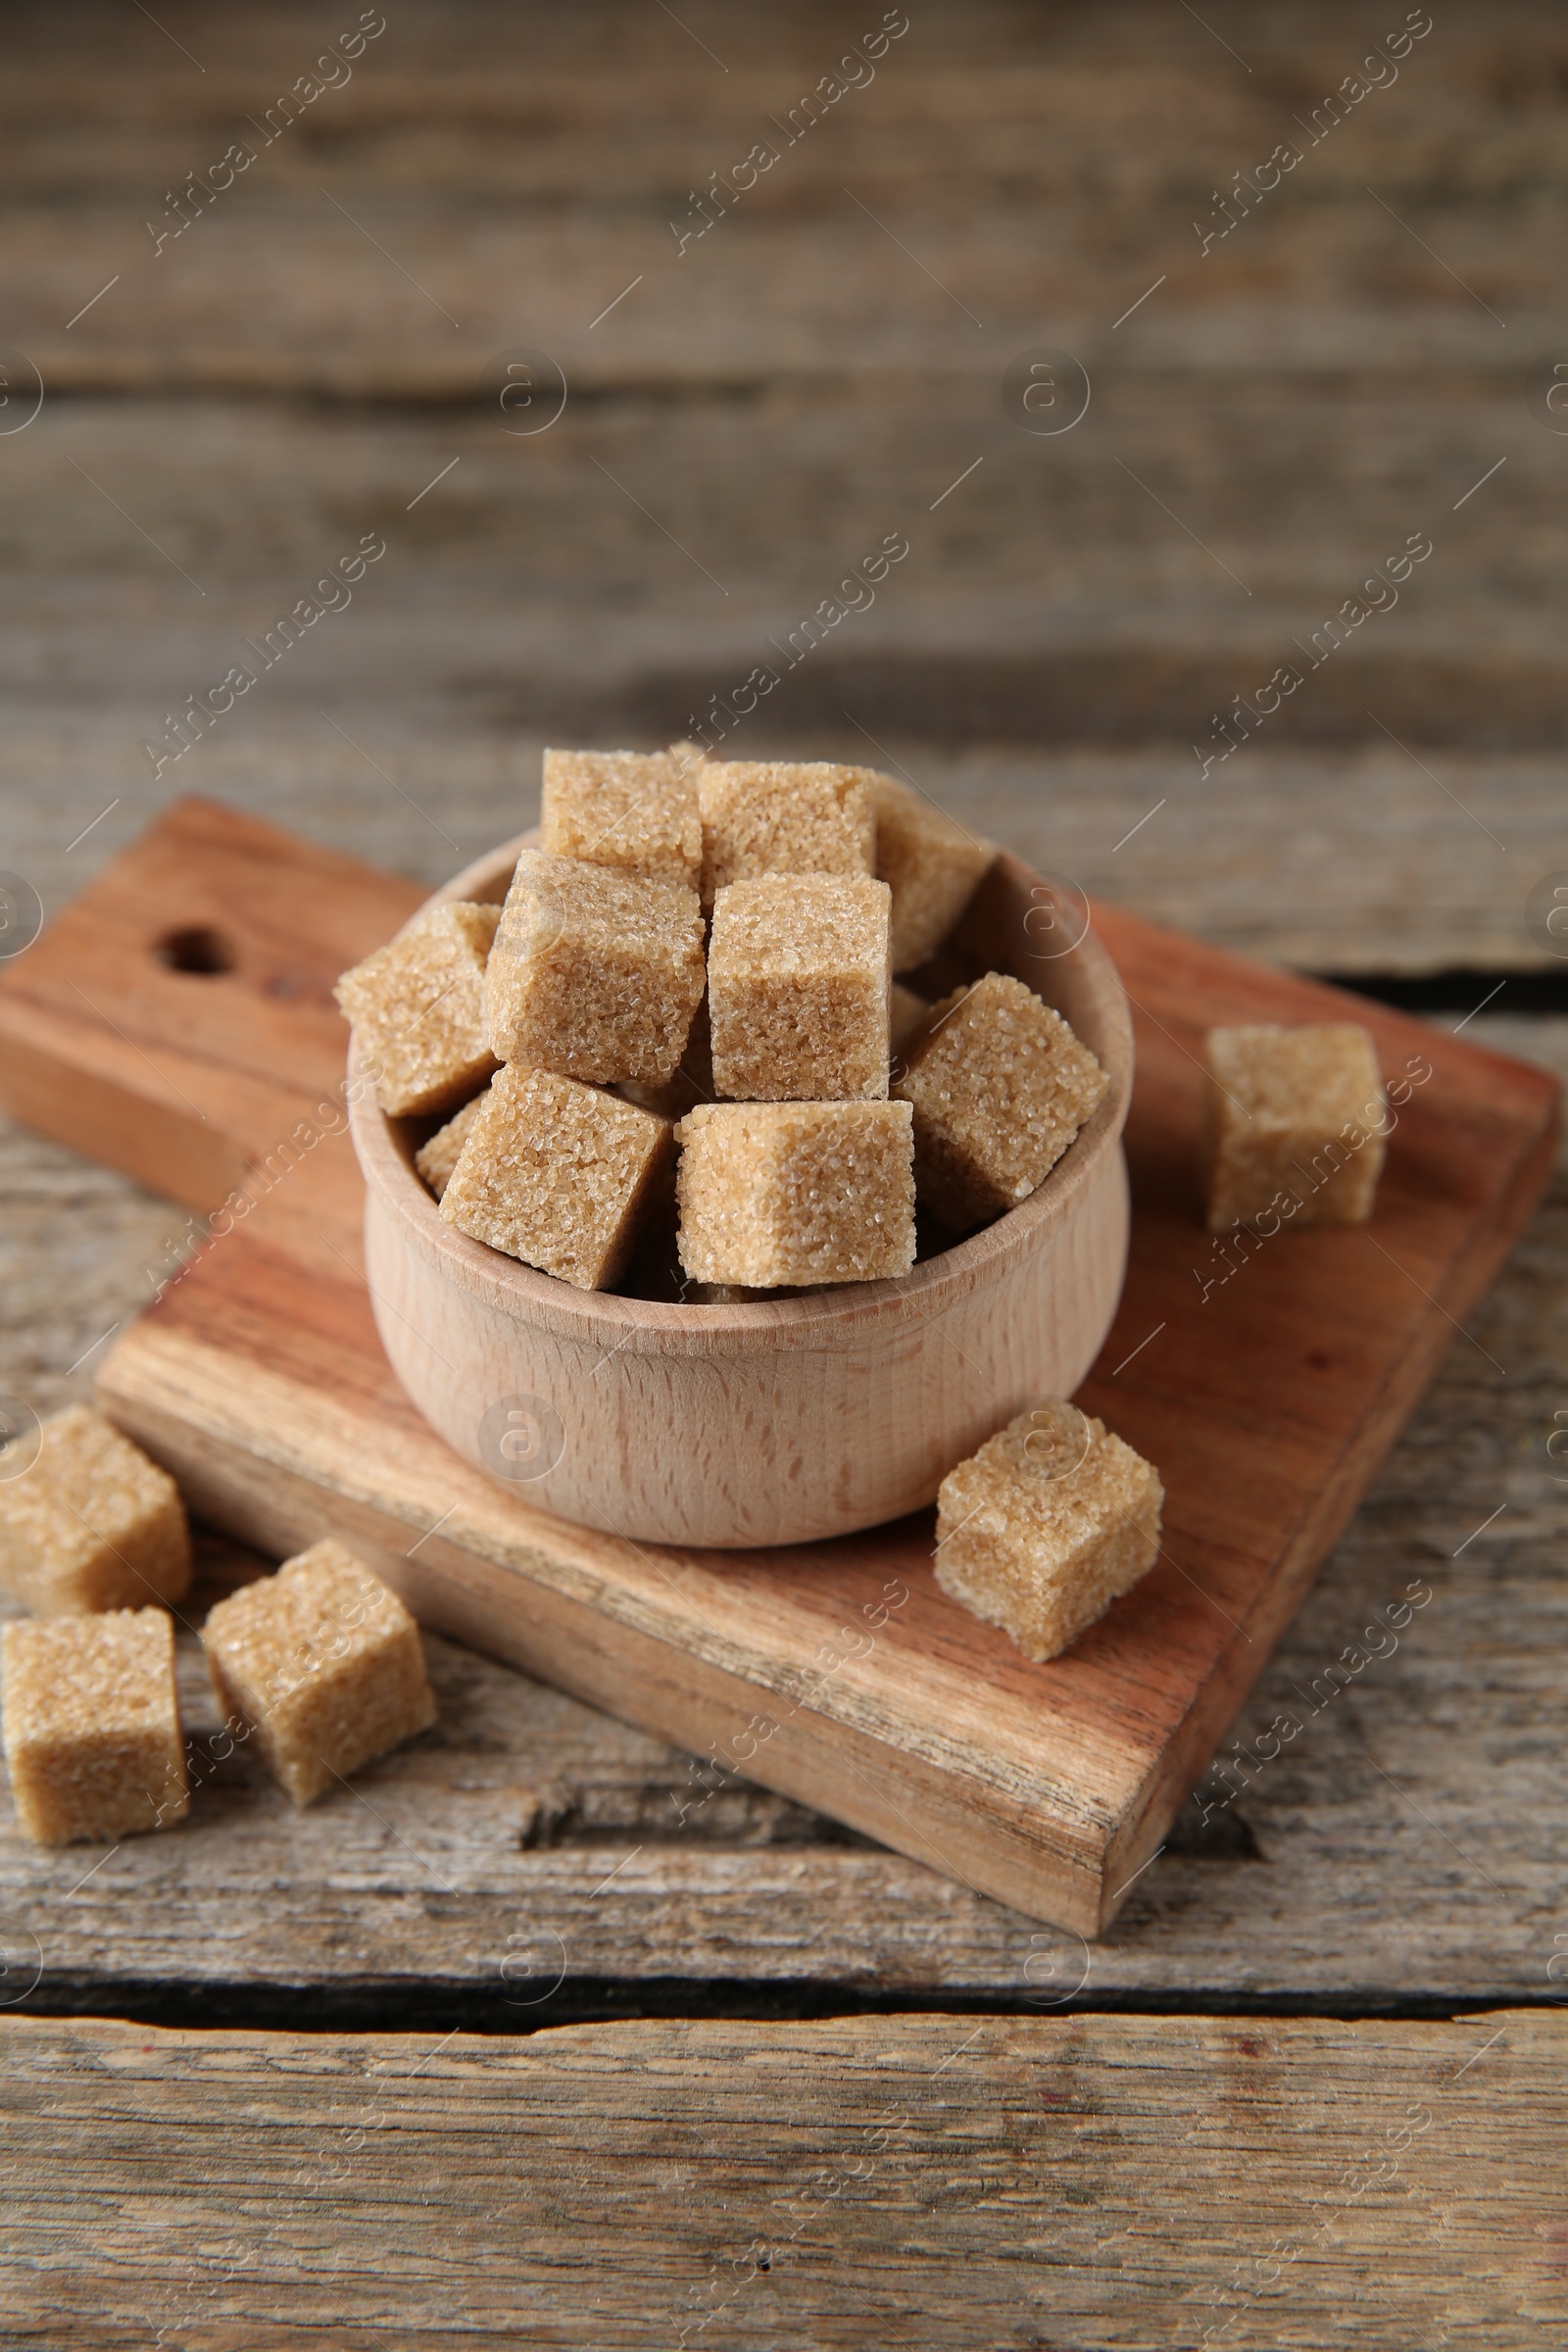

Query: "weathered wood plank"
<box><xmin>10</xmin><ymin>800</ymin><xmax>1550</xmax><ymax>1943</ymax></box>
<box><xmin>8</xmin><ymin>0</ymin><xmax>1567</xmax><ymax>392</ymax></box>
<box><xmin>3</xmin><ymin>0</ymin><xmax>1566</xmax><ymax>2007</ymax></box>
<box><xmin>1</xmin><ymin>1041</ymin><xmax>1564</xmax><ymax>2005</ymax></box>
<box><xmin>2</xmin><ymin>799</ymin><xmax>1545</xmax><ymax>1944</ymax></box>
<box><xmin>2</xmin><ymin>2010</ymin><xmax>1563</xmax><ymax>2348</ymax></box>
<box><xmin>3</xmin><ymin>734</ymin><xmax>1561</xmax><ymax>978</ymax></box>
<box><xmin>0</xmin><ymin>0</ymin><xmax>1560</xmax><ymax>805</ymax></box>
<box><xmin>6</xmin><ymin>389</ymin><xmax>1550</xmax><ymax>744</ymax></box>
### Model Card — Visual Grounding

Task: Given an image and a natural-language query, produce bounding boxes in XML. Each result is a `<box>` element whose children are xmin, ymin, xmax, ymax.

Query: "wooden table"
<box><xmin>2</xmin><ymin>5</ymin><xmax>1565</xmax><ymax>2342</ymax></box>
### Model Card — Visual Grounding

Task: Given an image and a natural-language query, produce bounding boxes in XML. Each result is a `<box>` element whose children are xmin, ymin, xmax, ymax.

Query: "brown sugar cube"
<box><xmin>0</xmin><ymin>1405</ymin><xmax>191</xmax><ymax>1616</ymax></box>
<box><xmin>441</xmin><ymin>1061</ymin><xmax>672</xmax><ymax>1290</ymax></box>
<box><xmin>335</xmin><ymin>902</ymin><xmax>501</xmax><ymax>1119</ymax></box>
<box><xmin>2</xmin><ymin>1609</ymin><xmax>188</xmax><ymax>1843</ymax></box>
<box><xmin>615</xmin><ymin>996</ymin><xmax>715</xmax><ymax>1124</ymax></box>
<box><xmin>1203</xmin><ymin>1024</ymin><xmax>1387</xmax><ymax>1230</ymax></box>
<box><xmin>869</xmin><ymin>771</ymin><xmax>996</xmax><ymax>973</ymax></box>
<box><xmin>541</xmin><ymin>747</ymin><xmax>703</xmax><ymax>888</ymax></box>
<box><xmin>893</xmin><ymin>972</ymin><xmax>1108</xmax><ymax>1233</ymax></box>
<box><xmin>709</xmin><ymin>874</ymin><xmax>891</xmax><ymax>1102</ymax></box>
<box><xmin>699</xmin><ymin>760</ymin><xmax>875</xmax><ymax>904</ymax></box>
<box><xmin>200</xmin><ymin>1539</ymin><xmax>436</xmax><ymax>1808</ymax></box>
<box><xmin>935</xmin><ymin>1403</ymin><xmax>1164</xmax><ymax>1662</ymax></box>
<box><xmin>676</xmin><ymin>1101</ymin><xmax>915</xmax><ymax>1287</ymax></box>
<box><xmin>485</xmin><ymin>849</ymin><xmax>705</xmax><ymax>1085</ymax></box>
<box><xmin>415</xmin><ymin>1089</ymin><xmax>489</xmax><ymax>1202</ymax></box>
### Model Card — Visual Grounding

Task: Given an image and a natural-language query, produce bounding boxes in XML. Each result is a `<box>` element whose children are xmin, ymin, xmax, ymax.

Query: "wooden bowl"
<box><xmin>348</xmin><ymin>837</ymin><xmax>1133</xmax><ymax>1547</ymax></box>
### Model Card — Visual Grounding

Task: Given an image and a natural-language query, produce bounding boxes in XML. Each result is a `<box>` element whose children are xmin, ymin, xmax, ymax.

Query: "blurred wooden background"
<box><xmin>2</xmin><ymin>7</ymin><xmax>1567</xmax><ymax>2341</ymax></box>
<box><xmin>2</xmin><ymin>0</ymin><xmax>1561</xmax><ymax>965</ymax></box>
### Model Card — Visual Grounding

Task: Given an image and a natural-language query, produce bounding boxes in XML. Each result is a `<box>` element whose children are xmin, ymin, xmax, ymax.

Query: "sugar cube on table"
<box><xmin>441</xmin><ymin>1061</ymin><xmax>672</xmax><ymax>1290</ymax></box>
<box><xmin>699</xmin><ymin>760</ymin><xmax>875</xmax><ymax>903</ymax></box>
<box><xmin>485</xmin><ymin>849</ymin><xmax>705</xmax><ymax>1085</ymax></box>
<box><xmin>540</xmin><ymin>747</ymin><xmax>703</xmax><ymax>888</ymax></box>
<box><xmin>675</xmin><ymin>1101</ymin><xmax>915</xmax><ymax>1288</ymax></box>
<box><xmin>934</xmin><ymin>1402</ymin><xmax>1164</xmax><ymax>1662</ymax></box>
<box><xmin>0</xmin><ymin>1405</ymin><xmax>191</xmax><ymax>1616</ymax></box>
<box><xmin>708</xmin><ymin>874</ymin><xmax>891</xmax><ymax>1102</ymax></box>
<box><xmin>869</xmin><ymin>771</ymin><xmax>996</xmax><ymax>973</ymax></box>
<box><xmin>200</xmin><ymin>1539</ymin><xmax>436</xmax><ymax>1808</ymax></box>
<box><xmin>893</xmin><ymin>971</ymin><xmax>1108</xmax><ymax>1233</ymax></box>
<box><xmin>415</xmin><ymin>1089</ymin><xmax>489</xmax><ymax>1201</ymax></box>
<box><xmin>2</xmin><ymin>1608</ymin><xmax>188</xmax><ymax>1843</ymax></box>
<box><xmin>1203</xmin><ymin>1023</ymin><xmax>1387</xmax><ymax>1230</ymax></box>
<box><xmin>335</xmin><ymin>901</ymin><xmax>501</xmax><ymax>1119</ymax></box>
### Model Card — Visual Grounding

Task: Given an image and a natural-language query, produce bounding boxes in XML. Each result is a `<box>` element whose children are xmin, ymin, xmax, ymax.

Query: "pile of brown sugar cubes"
<box><xmin>0</xmin><ymin>1404</ymin><xmax>435</xmax><ymax>1844</ymax></box>
<box><xmin>336</xmin><ymin>748</ymin><xmax>1112</xmax><ymax>1298</ymax></box>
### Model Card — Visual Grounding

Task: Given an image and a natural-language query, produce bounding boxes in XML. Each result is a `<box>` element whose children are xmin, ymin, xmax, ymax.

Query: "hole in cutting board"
<box><xmin>154</xmin><ymin>924</ymin><xmax>236</xmax><ymax>976</ymax></box>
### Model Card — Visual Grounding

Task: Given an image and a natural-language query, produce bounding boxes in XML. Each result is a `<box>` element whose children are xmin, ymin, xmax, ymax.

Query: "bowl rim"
<box><xmin>348</xmin><ymin>834</ymin><xmax>1134</xmax><ymax>1357</ymax></box>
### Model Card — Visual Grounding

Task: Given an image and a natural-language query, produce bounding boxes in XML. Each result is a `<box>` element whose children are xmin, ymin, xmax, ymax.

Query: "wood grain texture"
<box><xmin>3</xmin><ymin>0</ymin><xmax>1567</xmax><ymax>2015</ymax></box>
<box><xmin>5</xmin><ymin>1198</ymin><xmax>1568</xmax><ymax>2018</ymax></box>
<box><xmin>0</xmin><ymin>802</ymin><xmax>1531</xmax><ymax>1936</ymax></box>
<box><xmin>1</xmin><ymin>0</ymin><xmax>1563</xmax><ymax>962</ymax></box>
<box><xmin>3</xmin><ymin>2009</ymin><xmax>1564</xmax><ymax>2348</ymax></box>
<box><xmin>1</xmin><ymin>0</ymin><xmax>1561</xmax><ymax>1009</ymax></box>
<box><xmin>0</xmin><ymin>797</ymin><xmax>421</xmax><ymax>1233</ymax></box>
<box><xmin>3</xmin><ymin>1005</ymin><xmax>1563</xmax><ymax>2015</ymax></box>
<box><xmin>6</xmin><ymin>726</ymin><xmax>1559</xmax><ymax>985</ymax></box>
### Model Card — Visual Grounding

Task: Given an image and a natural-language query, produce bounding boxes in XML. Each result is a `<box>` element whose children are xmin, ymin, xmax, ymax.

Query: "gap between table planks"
<box><xmin>0</xmin><ymin>798</ymin><xmax>1555</xmax><ymax>1936</ymax></box>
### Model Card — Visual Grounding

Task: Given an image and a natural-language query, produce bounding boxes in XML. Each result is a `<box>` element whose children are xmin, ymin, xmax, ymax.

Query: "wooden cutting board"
<box><xmin>0</xmin><ymin>798</ymin><xmax>1555</xmax><ymax>1936</ymax></box>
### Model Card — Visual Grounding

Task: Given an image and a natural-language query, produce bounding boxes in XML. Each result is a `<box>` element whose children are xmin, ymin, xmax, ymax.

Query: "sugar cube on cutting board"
<box><xmin>0</xmin><ymin>1405</ymin><xmax>191</xmax><ymax>1616</ymax></box>
<box><xmin>2</xmin><ymin>1608</ymin><xmax>188</xmax><ymax>1843</ymax></box>
<box><xmin>441</xmin><ymin>1061</ymin><xmax>673</xmax><ymax>1290</ymax></box>
<box><xmin>335</xmin><ymin>901</ymin><xmax>501</xmax><ymax>1119</ymax></box>
<box><xmin>675</xmin><ymin>1100</ymin><xmax>915</xmax><ymax>1288</ymax></box>
<box><xmin>200</xmin><ymin>1540</ymin><xmax>436</xmax><ymax>1807</ymax></box>
<box><xmin>1203</xmin><ymin>1023</ymin><xmax>1387</xmax><ymax>1229</ymax></box>
<box><xmin>708</xmin><ymin>874</ymin><xmax>892</xmax><ymax>1102</ymax></box>
<box><xmin>935</xmin><ymin>1403</ymin><xmax>1164</xmax><ymax>1662</ymax></box>
<box><xmin>893</xmin><ymin>972</ymin><xmax>1109</xmax><ymax>1233</ymax></box>
<box><xmin>485</xmin><ymin>849</ymin><xmax>705</xmax><ymax>1085</ymax></box>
